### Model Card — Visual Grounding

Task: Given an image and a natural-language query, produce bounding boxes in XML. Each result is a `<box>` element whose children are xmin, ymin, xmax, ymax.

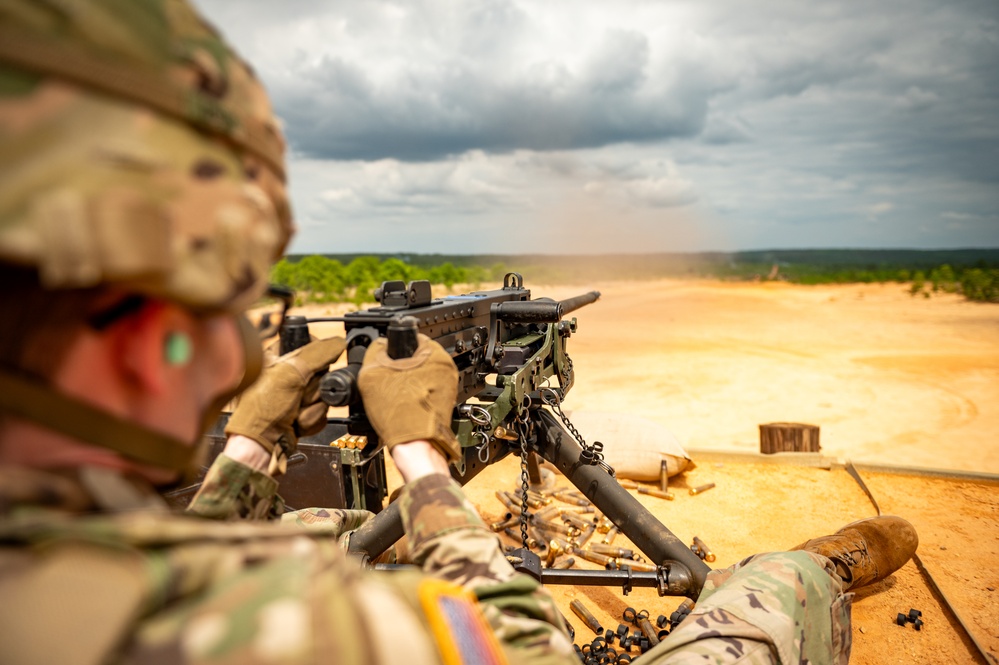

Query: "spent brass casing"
<box><xmin>492</xmin><ymin>425</ymin><xmax>519</xmax><ymax>441</ymax></box>
<box><xmin>573</xmin><ymin>547</ymin><xmax>615</xmax><ymax>567</ymax></box>
<box><xmin>503</xmin><ymin>528</ymin><xmax>540</xmax><ymax>550</ymax></box>
<box><xmin>561</xmin><ymin>512</ymin><xmax>593</xmax><ymax>530</ymax></box>
<box><xmin>495</xmin><ymin>491</ymin><xmax>522</xmax><ymax>515</ymax></box>
<box><xmin>533</xmin><ymin>505</ymin><xmax>560</xmax><ymax>522</ymax></box>
<box><xmin>692</xmin><ymin>536</ymin><xmax>716</xmax><ymax>562</ymax></box>
<box><xmin>618</xmin><ymin>479</ymin><xmax>639</xmax><ymax>490</ymax></box>
<box><xmin>660</xmin><ymin>459</ymin><xmax>669</xmax><ymax>493</ymax></box>
<box><xmin>534</xmin><ymin>519</ymin><xmax>578</xmax><ymax>538</ymax></box>
<box><xmin>637</xmin><ymin>487</ymin><xmax>675</xmax><ymax>500</ymax></box>
<box><xmin>545</xmin><ymin>540</ymin><xmax>562</xmax><ymax>567</ymax></box>
<box><xmin>574</xmin><ymin>524</ymin><xmax>597</xmax><ymax>548</ymax></box>
<box><xmin>552</xmin><ymin>556</ymin><xmax>576</xmax><ymax>570</ymax></box>
<box><xmin>596</xmin><ymin>517</ymin><xmax>614</xmax><ymax>534</ymax></box>
<box><xmin>589</xmin><ymin>543</ymin><xmax>634</xmax><ymax>559</ymax></box>
<box><xmin>690</xmin><ymin>482</ymin><xmax>716</xmax><ymax>496</ymax></box>
<box><xmin>616</xmin><ymin>559</ymin><xmax>657</xmax><ymax>572</ymax></box>
<box><xmin>518</xmin><ymin>489</ymin><xmax>552</xmax><ymax>506</ymax></box>
<box><xmin>603</xmin><ymin>526</ymin><xmax>620</xmax><ymax>545</ymax></box>
<box><xmin>638</xmin><ymin>617</ymin><xmax>660</xmax><ymax>646</ymax></box>
<box><xmin>570</xmin><ymin>599</ymin><xmax>603</xmax><ymax>635</ymax></box>
<box><xmin>490</xmin><ymin>515</ymin><xmax>520</xmax><ymax>532</ymax></box>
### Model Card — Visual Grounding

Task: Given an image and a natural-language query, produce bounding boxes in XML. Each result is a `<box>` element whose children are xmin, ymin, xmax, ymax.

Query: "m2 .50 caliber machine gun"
<box><xmin>277</xmin><ymin>273</ymin><xmax>710</xmax><ymax>598</ymax></box>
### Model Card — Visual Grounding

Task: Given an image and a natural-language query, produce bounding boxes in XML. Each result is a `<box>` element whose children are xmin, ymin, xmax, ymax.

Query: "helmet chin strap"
<box><xmin>0</xmin><ymin>315</ymin><xmax>264</xmax><ymax>476</ymax></box>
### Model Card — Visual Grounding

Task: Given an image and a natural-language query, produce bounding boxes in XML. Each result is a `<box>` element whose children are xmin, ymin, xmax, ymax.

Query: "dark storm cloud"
<box><xmin>195</xmin><ymin>0</ymin><xmax>999</xmax><ymax>251</ymax></box>
<box><xmin>273</xmin><ymin>31</ymin><xmax>707</xmax><ymax>161</ymax></box>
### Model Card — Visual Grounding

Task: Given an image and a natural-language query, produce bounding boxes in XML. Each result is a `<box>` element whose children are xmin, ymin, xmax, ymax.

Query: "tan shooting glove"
<box><xmin>226</xmin><ymin>337</ymin><xmax>346</xmax><ymax>475</ymax></box>
<box><xmin>357</xmin><ymin>335</ymin><xmax>461</xmax><ymax>462</ymax></box>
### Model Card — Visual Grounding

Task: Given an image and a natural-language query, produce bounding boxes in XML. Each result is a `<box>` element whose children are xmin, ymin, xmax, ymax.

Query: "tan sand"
<box><xmin>299</xmin><ymin>278</ymin><xmax>999</xmax><ymax>663</ymax></box>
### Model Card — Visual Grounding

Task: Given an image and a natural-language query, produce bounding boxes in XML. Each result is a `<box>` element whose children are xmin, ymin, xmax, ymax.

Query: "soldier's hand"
<box><xmin>357</xmin><ymin>335</ymin><xmax>461</xmax><ymax>463</ymax></box>
<box><xmin>225</xmin><ymin>336</ymin><xmax>346</xmax><ymax>474</ymax></box>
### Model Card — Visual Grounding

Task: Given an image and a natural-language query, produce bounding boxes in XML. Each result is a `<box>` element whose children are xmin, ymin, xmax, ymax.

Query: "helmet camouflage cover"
<box><xmin>0</xmin><ymin>0</ymin><xmax>292</xmax><ymax>312</ymax></box>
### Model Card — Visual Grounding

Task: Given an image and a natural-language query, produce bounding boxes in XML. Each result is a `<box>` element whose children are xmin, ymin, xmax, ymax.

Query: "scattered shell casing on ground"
<box><xmin>618</xmin><ymin>479</ymin><xmax>639</xmax><ymax>490</ymax></box>
<box><xmin>573</xmin><ymin>546</ymin><xmax>615</xmax><ymax>567</ymax></box>
<box><xmin>660</xmin><ymin>459</ymin><xmax>669</xmax><ymax>493</ymax></box>
<box><xmin>533</xmin><ymin>505</ymin><xmax>560</xmax><ymax>522</ymax></box>
<box><xmin>574</xmin><ymin>524</ymin><xmax>597</xmax><ymax>548</ymax></box>
<box><xmin>616</xmin><ymin>559</ymin><xmax>657</xmax><ymax>572</ymax></box>
<box><xmin>552</xmin><ymin>556</ymin><xmax>576</xmax><ymax>569</ymax></box>
<box><xmin>692</xmin><ymin>536</ymin><xmax>716</xmax><ymax>562</ymax></box>
<box><xmin>690</xmin><ymin>482</ymin><xmax>716</xmax><ymax>496</ymax></box>
<box><xmin>603</xmin><ymin>525</ymin><xmax>620</xmax><ymax>545</ymax></box>
<box><xmin>534</xmin><ymin>519</ymin><xmax>578</xmax><ymax>538</ymax></box>
<box><xmin>638</xmin><ymin>616</ymin><xmax>660</xmax><ymax>646</ymax></box>
<box><xmin>562</xmin><ymin>512</ymin><xmax>593</xmax><ymax>530</ymax></box>
<box><xmin>637</xmin><ymin>487</ymin><xmax>675</xmax><ymax>500</ymax></box>
<box><xmin>545</xmin><ymin>540</ymin><xmax>562</xmax><ymax>567</ymax></box>
<box><xmin>504</xmin><ymin>528</ymin><xmax>540</xmax><ymax>550</ymax></box>
<box><xmin>495</xmin><ymin>491</ymin><xmax>522</xmax><ymax>515</ymax></box>
<box><xmin>589</xmin><ymin>543</ymin><xmax>634</xmax><ymax>559</ymax></box>
<box><xmin>570</xmin><ymin>599</ymin><xmax>603</xmax><ymax>634</ymax></box>
<box><xmin>528</xmin><ymin>526</ymin><xmax>548</xmax><ymax>549</ymax></box>
<box><xmin>596</xmin><ymin>517</ymin><xmax>614</xmax><ymax>534</ymax></box>
<box><xmin>490</xmin><ymin>514</ymin><xmax>520</xmax><ymax>532</ymax></box>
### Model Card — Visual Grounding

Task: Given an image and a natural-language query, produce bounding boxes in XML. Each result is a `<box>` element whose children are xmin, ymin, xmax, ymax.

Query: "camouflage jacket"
<box><xmin>0</xmin><ymin>458</ymin><xmax>576</xmax><ymax>665</ymax></box>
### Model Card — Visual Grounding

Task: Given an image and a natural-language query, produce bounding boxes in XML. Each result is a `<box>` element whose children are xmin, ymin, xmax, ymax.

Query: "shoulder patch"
<box><xmin>418</xmin><ymin>578</ymin><xmax>508</xmax><ymax>665</ymax></box>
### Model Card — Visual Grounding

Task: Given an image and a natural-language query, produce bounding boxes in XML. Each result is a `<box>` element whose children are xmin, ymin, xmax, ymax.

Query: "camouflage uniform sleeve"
<box><xmin>186</xmin><ymin>453</ymin><xmax>285</xmax><ymax>520</ymax></box>
<box><xmin>399</xmin><ymin>474</ymin><xmax>577</xmax><ymax>663</ymax></box>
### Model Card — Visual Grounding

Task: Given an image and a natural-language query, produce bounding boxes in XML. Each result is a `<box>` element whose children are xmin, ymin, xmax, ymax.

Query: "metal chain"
<box><xmin>517</xmin><ymin>419</ymin><xmax>530</xmax><ymax>549</ymax></box>
<box><xmin>540</xmin><ymin>387</ymin><xmax>615</xmax><ymax>477</ymax></box>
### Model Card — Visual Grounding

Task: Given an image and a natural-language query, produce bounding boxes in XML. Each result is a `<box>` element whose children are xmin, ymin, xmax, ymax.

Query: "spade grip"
<box><xmin>387</xmin><ymin>316</ymin><xmax>419</xmax><ymax>359</ymax></box>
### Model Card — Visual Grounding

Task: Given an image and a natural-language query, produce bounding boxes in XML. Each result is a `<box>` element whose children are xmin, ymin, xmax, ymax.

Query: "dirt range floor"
<box><xmin>306</xmin><ymin>279</ymin><xmax>998</xmax><ymax>663</ymax></box>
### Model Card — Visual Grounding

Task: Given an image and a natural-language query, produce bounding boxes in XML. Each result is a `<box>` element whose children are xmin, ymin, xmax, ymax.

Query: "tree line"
<box><xmin>270</xmin><ymin>255</ymin><xmax>511</xmax><ymax>305</ymax></box>
<box><xmin>271</xmin><ymin>255</ymin><xmax>999</xmax><ymax>304</ymax></box>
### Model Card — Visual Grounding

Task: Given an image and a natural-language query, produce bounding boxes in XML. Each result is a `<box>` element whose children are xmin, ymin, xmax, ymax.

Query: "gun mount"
<box><xmin>168</xmin><ymin>274</ymin><xmax>710</xmax><ymax>598</ymax></box>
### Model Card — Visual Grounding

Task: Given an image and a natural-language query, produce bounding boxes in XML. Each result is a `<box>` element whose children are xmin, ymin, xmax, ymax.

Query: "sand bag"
<box><xmin>556</xmin><ymin>410</ymin><xmax>691</xmax><ymax>481</ymax></box>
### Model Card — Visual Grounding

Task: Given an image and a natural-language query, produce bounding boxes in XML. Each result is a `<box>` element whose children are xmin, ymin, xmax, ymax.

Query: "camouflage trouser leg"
<box><xmin>639</xmin><ymin>551</ymin><xmax>853</xmax><ymax>665</ymax></box>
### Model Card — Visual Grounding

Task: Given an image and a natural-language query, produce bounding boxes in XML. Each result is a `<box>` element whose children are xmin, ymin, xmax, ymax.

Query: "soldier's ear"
<box><xmin>112</xmin><ymin>301</ymin><xmax>190</xmax><ymax>396</ymax></box>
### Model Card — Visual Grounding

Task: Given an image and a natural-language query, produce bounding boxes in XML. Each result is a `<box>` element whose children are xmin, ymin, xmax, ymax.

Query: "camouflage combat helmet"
<box><xmin>0</xmin><ymin>0</ymin><xmax>292</xmax><ymax>312</ymax></box>
<box><xmin>0</xmin><ymin>0</ymin><xmax>292</xmax><ymax>471</ymax></box>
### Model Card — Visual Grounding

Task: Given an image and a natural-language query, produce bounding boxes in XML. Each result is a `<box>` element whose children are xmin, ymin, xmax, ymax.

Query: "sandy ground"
<box><xmin>297</xmin><ymin>279</ymin><xmax>999</xmax><ymax>663</ymax></box>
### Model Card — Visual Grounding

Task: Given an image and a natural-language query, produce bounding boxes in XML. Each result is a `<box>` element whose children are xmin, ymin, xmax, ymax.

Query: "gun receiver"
<box><xmin>308</xmin><ymin>273</ymin><xmax>599</xmax><ymax>472</ymax></box>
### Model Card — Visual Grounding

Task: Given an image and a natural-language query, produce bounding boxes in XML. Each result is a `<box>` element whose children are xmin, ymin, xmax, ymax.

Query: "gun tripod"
<box><xmin>349</xmin><ymin>407</ymin><xmax>711</xmax><ymax>599</ymax></box>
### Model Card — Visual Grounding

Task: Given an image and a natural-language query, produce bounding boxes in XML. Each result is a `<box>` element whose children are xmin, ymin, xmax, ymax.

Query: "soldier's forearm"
<box><xmin>223</xmin><ymin>434</ymin><xmax>272</xmax><ymax>472</ymax></box>
<box><xmin>186</xmin><ymin>452</ymin><xmax>282</xmax><ymax>519</ymax></box>
<box><xmin>390</xmin><ymin>440</ymin><xmax>450</xmax><ymax>483</ymax></box>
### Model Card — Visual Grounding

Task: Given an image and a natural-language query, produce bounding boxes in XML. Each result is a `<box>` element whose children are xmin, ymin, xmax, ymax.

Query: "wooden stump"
<box><xmin>759</xmin><ymin>422</ymin><xmax>820</xmax><ymax>454</ymax></box>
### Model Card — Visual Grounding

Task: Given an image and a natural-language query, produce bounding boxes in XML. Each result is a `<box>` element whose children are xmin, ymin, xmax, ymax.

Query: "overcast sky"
<box><xmin>196</xmin><ymin>0</ymin><xmax>998</xmax><ymax>255</ymax></box>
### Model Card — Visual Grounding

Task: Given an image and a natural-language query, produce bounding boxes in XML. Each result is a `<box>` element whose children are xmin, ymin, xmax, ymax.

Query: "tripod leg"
<box><xmin>534</xmin><ymin>409</ymin><xmax>710</xmax><ymax>597</ymax></box>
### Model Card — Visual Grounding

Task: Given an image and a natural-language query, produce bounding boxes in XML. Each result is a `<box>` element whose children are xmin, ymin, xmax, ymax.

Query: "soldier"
<box><xmin>0</xmin><ymin>2</ymin><xmax>573</xmax><ymax>663</ymax></box>
<box><xmin>0</xmin><ymin>2</ymin><xmax>916</xmax><ymax>664</ymax></box>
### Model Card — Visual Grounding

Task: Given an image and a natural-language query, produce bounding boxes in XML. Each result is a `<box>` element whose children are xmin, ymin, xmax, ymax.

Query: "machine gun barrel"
<box><xmin>558</xmin><ymin>291</ymin><xmax>601</xmax><ymax>316</ymax></box>
<box><xmin>493</xmin><ymin>291</ymin><xmax>600</xmax><ymax>323</ymax></box>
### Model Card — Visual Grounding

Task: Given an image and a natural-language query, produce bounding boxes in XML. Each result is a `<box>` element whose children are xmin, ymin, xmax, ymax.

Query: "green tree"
<box><xmin>377</xmin><ymin>258</ymin><xmax>411</xmax><ymax>283</ymax></box>
<box><xmin>960</xmin><ymin>269</ymin><xmax>999</xmax><ymax>303</ymax></box>
<box><xmin>346</xmin><ymin>256</ymin><xmax>381</xmax><ymax>287</ymax></box>
<box><xmin>428</xmin><ymin>262</ymin><xmax>465</xmax><ymax>288</ymax></box>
